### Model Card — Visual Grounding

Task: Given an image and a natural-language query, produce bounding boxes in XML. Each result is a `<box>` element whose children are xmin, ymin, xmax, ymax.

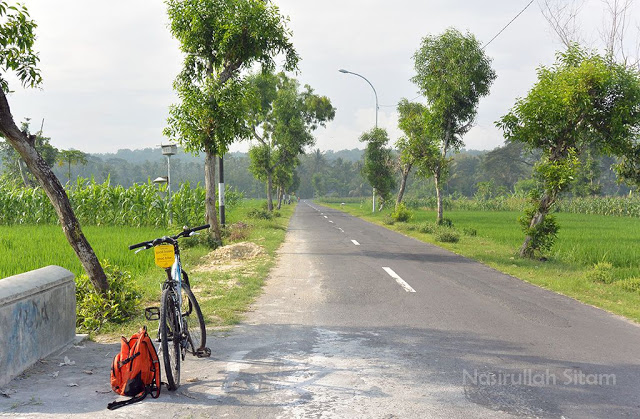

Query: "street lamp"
<box><xmin>160</xmin><ymin>143</ymin><xmax>177</xmax><ymax>225</ymax></box>
<box><xmin>339</xmin><ymin>68</ymin><xmax>379</xmax><ymax>212</ymax></box>
<box><xmin>338</xmin><ymin>69</ymin><xmax>379</xmax><ymax>128</ymax></box>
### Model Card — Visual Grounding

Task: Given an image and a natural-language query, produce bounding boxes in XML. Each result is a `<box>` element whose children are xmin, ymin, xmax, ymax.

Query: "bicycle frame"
<box><xmin>159</xmin><ymin>241</ymin><xmax>188</xmax><ymax>355</ymax></box>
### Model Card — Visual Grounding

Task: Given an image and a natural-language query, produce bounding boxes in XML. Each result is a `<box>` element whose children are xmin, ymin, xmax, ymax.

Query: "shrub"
<box><xmin>391</xmin><ymin>203</ymin><xmax>412</xmax><ymax>222</ymax></box>
<box><xmin>437</xmin><ymin>218</ymin><xmax>454</xmax><ymax>228</ymax></box>
<box><xmin>418</xmin><ymin>222</ymin><xmax>437</xmax><ymax>234</ymax></box>
<box><xmin>518</xmin><ymin>192</ymin><xmax>559</xmax><ymax>258</ymax></box>
<box><xmin>395</xmin><ymin>222</ymin><xmax>413</xmax><ymax>231</ymax></box>
<box><xmin>76</xmin><ymin>261</ymin><xmax>141</xmax><ymax>333</ymax></box>
<box><xmin>585</xmin><ymin>262</ymin><xmax>616</xmax><ymax>284</ymax></box>
<box><xmin>382</xmin><ymin>214</ymin><xmax>395</xmax><ymax>225</ymax></box>
<box><xmin>435</xmin><ymin>230</ymin><xmax>460</xmax><ymax>243</ymax></box>
<box><xmin>228</xmin><ymin>221</ymin><xmax>250</xmax><ymax>241</ymax></box>
<box><xmin>615</xmin><ymin>278</ymin><xmax>640</xmax><ymax>293</ymax></box>
<box><xmin>247</xmin><ymin>208</ymin><xmax>273</xmax><ymax>220</ymax></box>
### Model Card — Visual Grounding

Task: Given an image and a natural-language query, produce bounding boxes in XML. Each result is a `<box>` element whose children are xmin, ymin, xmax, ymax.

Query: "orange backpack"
<box><xmin>107</xmin><ymin>326</ymin><xmax>161</xmax><ymax>410</ymax></box>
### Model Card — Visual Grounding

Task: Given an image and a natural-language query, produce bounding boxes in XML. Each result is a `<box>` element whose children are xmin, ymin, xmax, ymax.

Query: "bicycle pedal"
<box><xmin>144</xmin><ymin>307</ymin><xmax>160</xmax><ymax>321</ymax></box>
<box><xmin>196</xmin><ymin>347</ymin><xmax>211</xmax><ymax>358</ymax></box>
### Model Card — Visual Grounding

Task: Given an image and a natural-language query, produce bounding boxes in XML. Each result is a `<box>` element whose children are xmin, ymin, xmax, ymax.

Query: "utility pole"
<box><xmin>218</xmin><ymin>155</ymin><xmax>225</xmax><ymax>226</ymax></box>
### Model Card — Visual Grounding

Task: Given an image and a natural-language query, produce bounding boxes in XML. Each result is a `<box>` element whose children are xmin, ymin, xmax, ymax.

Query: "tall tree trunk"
<box><xmin>266</xmin><ymin>173</ymin><xmax>274</xmax><ymax>211</ymax></box>
<box><xmin>0</xmin><ymin>90</ymin><xmax>108</xmax><ymax>292</ymax></box>
<box><xmin>276</xmin><ymin>186</ymin><xmax>283</xmax><ymax>210</ymax></box>
<box><xmin>434</xmin><ymin>168</ymin><xmax>443</xmax><ymax>223</ymax></box>
<box><xmin>396</xmin><ymin>163</ymin><xmax>412</xmax><ymax>208</ymax></box>
<box><xmin>204</xmin><ymin>150</ymin><xmax>222</xmax><ymax>243</ymax></box>
<box><xmin>519</xmin><ymin>191</ymin><xmax>556</xmax><ymax>258</ymax></box>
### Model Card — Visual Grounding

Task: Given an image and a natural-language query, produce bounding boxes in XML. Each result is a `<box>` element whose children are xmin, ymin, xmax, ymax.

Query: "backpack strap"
<box><xmin>141</xmin><ymin>331</ymin><xmax>161</xmax><ymax>399</ymax></box>
<box><xmin>107</xmin><ymin>390</ymin><xmax>148</xmax><ymax>411</ymax></box>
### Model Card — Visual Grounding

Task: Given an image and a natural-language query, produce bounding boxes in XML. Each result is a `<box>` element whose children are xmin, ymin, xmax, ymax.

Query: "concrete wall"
<box><xmin>0</xmin><ymin>266</ymin><xmax>75</xmax><ymax>387</ymax></box>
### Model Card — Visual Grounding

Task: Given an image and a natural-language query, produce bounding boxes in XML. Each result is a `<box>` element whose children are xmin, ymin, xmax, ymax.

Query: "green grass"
<box><xmin>0</xmin><ymin>225</ymin><xmax>162</xmax><ymax>279</ymax></box>
<box><xmin>1</xmin><ymin>199</ymin><xmax>296</xmax><ymax>339</ymax></box>
<box><xmin>324</xmin><ymin>202</ymin><xmax>640</xmax><ymax>323</ymax></box>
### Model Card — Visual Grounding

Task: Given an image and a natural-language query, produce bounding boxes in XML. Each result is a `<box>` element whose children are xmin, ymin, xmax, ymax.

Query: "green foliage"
<box><xmin>57</xmin><ymin>149</ymin><xmax>88</xmax><ymax>183</ymax></box>
<box><xmin>412</xmin><ymin>28</ymin><xmax>496</xmax><ymax>130</ymax></box>
<box><xmin>585</xmin><ymin>262</ymin><xmax>616</xmax><ymax>284</ymax></box>
<box><xmin>519</xmin><ymin>191</ymin><xmax>560</xmax><ymax>257</ymax></box>
<box><xmin>0</xmin><ymin>120</ymin><xmax>57</xmax><ymax>187</ymax></box>
<box><xmin>534</xmin><ymin>150</ymin><xmax>580</xmax><ymax>196</ymax></box>
<box><xmin>497</xmin><ymin>44</ymin><xmax>640</xmax><ymax>257</ymax></box>
<box><xmin>382</xmin><ymin>214</ymin><xmax>395</xmax><ymax>225</ymax></box>
<box><xmin>164</xmin><ymin>0</ymin><xmax>299</xmax><ymax>156</ymax></box>
<box><xmin>391</xmin><ymin>203</ymin><xmax>412</xmax><ymax>222</ymax></box>
<box><xmin>411</xmin><ymin>28</ymin><xmax>496</xmax><ymax>221</ymax></box>
<box><xmin>247</xmin><ymin>207</ymin><xmax>273</xmax><ymax>220</ymax></box>
<box><xmin>435</xmin><ymin>229</ymin><xmax>460</xmax><ymax>243</ymax></box>
<box><xmin>75</xmin><ymin>261</ymin><xmax>141</xmax><ymax>333</ymax></box>
<box><xmin>557</xmin><ymin>196</ymin><xmax>640</xmax><ymax>217</ymax></box>
<box><xmin>615</xmin><ymin>278</ymin><xmax>640</xmax><ymax>294</ymax></box>
<box><xmin>360</xmin><ymin>128</ymin><xmax>396</xmax><ymax>207</ymax></box>
<box><xmin>0</xmin><ymin>1</ymin><xmax>42</xmax><ymax>92</ymax></box>
<box><xmin>246</xmin><ymin>72</ymin><xmax>335</xmax><ymax>209</ymax></box>
<box><xmin>418</xmin><ymin>222</ymin><xmax>437</xmax><ymax>234</ymax></box>
<box><xmin>0</xmin><ymin>178</ymin><xmax>243</xmax><ymax>227</ymax></box>
<box><xmin>437</xmin><ymin>217</ymin><xmax>454</xmax><ymax>228</ymax></box>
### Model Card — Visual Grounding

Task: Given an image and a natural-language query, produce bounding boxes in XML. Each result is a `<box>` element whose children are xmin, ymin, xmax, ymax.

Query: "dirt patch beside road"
<box><xmin>194</xmin><ymin>242</ymin><xmax>266</xmax><ymax>272</ymax></box>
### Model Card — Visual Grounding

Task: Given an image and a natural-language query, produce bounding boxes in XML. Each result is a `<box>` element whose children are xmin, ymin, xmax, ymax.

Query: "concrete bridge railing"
<box><xmin>0</xmin><ymin>266</ymin><xmax>76</xmax><ymax>387</ymax></box>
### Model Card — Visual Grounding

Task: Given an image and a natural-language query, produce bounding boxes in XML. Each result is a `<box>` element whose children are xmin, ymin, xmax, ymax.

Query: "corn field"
<box><xmin>393</xmin><ymin>196</ymin><xmax>640</xmax><ymax>217</ymax></box>
<box><xmin>0</xmin><ymin>178</ymin><xmax>243</xmax><ymax>227</ymax></box>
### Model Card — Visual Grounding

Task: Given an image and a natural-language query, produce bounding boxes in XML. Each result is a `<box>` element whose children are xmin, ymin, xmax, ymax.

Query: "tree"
<box><xmin>58</xmin><ymin>149</ymin><xmax>88</xmax><ymax>183</ymax></box>
<box><xmin>497</xmin><ymin>45</ymin><xmax>640</xmax><ymax>258</ymax></box>
<box><xmin>360</xmin><ymin>128</ymin><xmax>395</xmax><ymax>210</ymax></box>
<box><xmin>247</xmin><ymin>72</ymin><xmax>335</xmax><ymax>210</ymax></box>
<box><xmin>395</xmin><ymin>98</ymin><xmax>441</xmax><ymax>207</ymax></box>
<box><xmin>479</xmin><ymin>142</ymin><xmax>534</xmax><ymax>192</ymax></box>
<box><xmin>1</xmin><ymin>119</ymin><xmax>58</xmax><ymax>187</ymax></box>
<box><xmin>0</xmin><ymin>2</ymin><xmax>108</xmax><ymax>291</ymax></box>
<box><xmin>164</xmin><ymin>0</ymin><xmax>298</xmax><ymax>242</ymax></box>
<box><xmin>411</xmin><ymin>28</ymin><xmax>496</xmax><ymax>222</ymax></box>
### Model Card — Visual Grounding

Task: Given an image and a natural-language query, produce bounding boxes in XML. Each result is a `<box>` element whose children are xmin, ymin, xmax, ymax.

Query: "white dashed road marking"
<box><xmin>382</xmin><ymin>267</ymin><xmax>416</xmax><ymax>293</ymax></box>
<box><xmin>351</xmin><ymin>240</ymin><xmax>360</xmax><ymax>246</ymax></box>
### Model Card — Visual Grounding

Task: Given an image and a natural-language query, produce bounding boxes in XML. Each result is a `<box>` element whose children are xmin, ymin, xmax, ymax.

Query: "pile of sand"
<box><xmin>194</xmin><ymin>241</ymin><xmax>265</xmax><ymax>272</ymax></box>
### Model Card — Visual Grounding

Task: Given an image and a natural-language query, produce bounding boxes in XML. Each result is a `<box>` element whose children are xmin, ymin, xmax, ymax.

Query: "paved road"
<box><xmin>2</xmin><ymin>202</ymin><xmax>640</xmax><ymax>418</ymax></box>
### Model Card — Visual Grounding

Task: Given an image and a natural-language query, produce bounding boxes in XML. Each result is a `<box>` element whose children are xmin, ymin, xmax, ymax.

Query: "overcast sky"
<box><xmin>4</xmin><ymin>0</ymin><xmax>629</xmax><ymax>154</ymax></box>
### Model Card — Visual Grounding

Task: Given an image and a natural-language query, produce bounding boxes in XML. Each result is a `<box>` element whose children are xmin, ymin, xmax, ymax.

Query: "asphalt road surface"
<box><xmin>2</xmin><ymin>202</ymin><xmax>640</xmax><ymax>418</ymax></box>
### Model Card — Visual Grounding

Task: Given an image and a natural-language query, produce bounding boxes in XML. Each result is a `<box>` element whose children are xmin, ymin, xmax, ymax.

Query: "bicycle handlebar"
<box><xmin>128</xmin><ymin>224</ymin><xmax>210</xmax><ymax>251</ymax></box>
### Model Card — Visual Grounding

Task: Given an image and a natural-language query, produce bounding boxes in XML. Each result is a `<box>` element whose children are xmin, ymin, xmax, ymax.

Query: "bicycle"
<box><xmin>129</xmin><ymin>224</ymin><xmax>211</xmax><ymax>391</ymax></box>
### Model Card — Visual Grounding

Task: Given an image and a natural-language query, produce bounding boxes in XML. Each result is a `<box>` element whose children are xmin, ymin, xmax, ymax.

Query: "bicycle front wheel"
<box><xmin>181</xmin><ymin>283</ymin><xmax>207</xmax><ymax>355</ymax></box>
<box><xmin>160</xmin><ymin>288</ymin><xmax>181</xmax><ymax>390</ymax></box>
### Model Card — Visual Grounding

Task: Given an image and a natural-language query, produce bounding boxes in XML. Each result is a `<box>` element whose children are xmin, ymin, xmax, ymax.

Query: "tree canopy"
<box><xmin>164</xmin><ymin>0</ymin><xmax>299</xmax><ymax>239</ymax></box>
<box><xmin>247</xmin><ymin>72</ymin><xmax>335</xmax><ymax>210</ymax></box>
<box><xmin>360</xmin><ymin>128</ymin><xmax>396</xmax><ymax>210</ymax></box>
<box><xmin>411</xmin><ymin>28</ymin><xmax>496</xmax><ymax>221</ymax></box>
<box><xmin>497</xmin><ymin>44</ymin><xmax>640</xmax><ymax>257</ymax></box>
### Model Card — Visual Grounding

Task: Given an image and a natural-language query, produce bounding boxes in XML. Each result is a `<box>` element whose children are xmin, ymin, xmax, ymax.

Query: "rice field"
<box><xmin>0</xmin><ymin>225</ymin><xmax>163</xmax><ymax>279</ymax></box>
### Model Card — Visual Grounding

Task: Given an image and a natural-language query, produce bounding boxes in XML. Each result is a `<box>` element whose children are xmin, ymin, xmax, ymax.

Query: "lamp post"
<box><xmin>338</xmin><ymin>69</ymin><xmax>379</xmax><ymax>128</ymax></box>
<box><xmin>339</xmin><ymin>68</ymin><xmax>379</xmax><ymax>212</ymax></box>
<box><xmin>160</xmin><ymin>143</ymin><xmax>177</xmax><ymax>225</ymax></box>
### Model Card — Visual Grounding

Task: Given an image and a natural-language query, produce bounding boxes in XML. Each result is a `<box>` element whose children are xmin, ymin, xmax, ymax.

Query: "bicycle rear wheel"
<box><xmin>181</xmin><ymin>283</ymin><xmax>207</xmax><ymax>356</ymax></box>
<box><xmin>160</xmin><ymin>288</ymin><xmax>181</xmax><ymax>390</ymax></box>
